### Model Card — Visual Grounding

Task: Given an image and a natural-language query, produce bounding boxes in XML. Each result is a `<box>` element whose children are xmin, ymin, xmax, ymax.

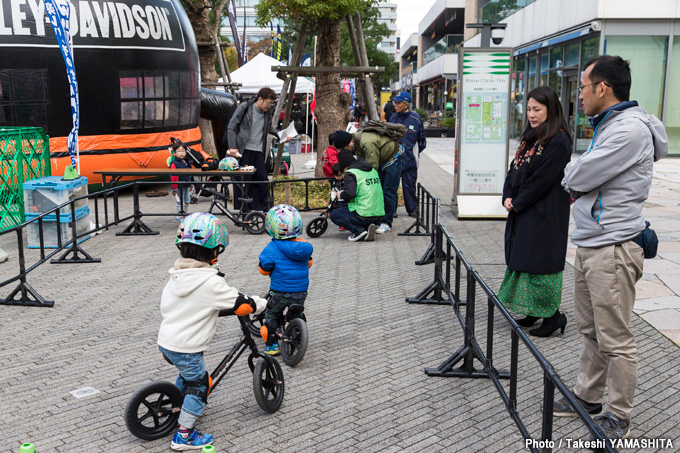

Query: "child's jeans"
<box><xmin>264</xmin><ymin>290</ymin><xmax>307</xmax><ymax>345</ymax></box>
<box><xmin>158</xmin><ymin>346</ymin><xmax>206</xmax><ymax>429</ymax></box>
<box><xmin>174</xmin><ymin>186</ymin><xmax>192</xmax><ymax>219</ymax></box>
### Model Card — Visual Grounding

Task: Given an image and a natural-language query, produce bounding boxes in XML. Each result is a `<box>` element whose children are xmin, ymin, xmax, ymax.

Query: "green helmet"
<box><xmin>176</xmin><ymin>212</ymin><xmax>229</xmax><ymax>250</ymax></box>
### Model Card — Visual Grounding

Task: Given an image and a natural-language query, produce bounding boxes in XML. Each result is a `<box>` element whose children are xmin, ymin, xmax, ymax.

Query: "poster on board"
<box><xmin>453</xmin><ymin>48</ymin><xmax>512</xmax><ymax>218</ymax></box>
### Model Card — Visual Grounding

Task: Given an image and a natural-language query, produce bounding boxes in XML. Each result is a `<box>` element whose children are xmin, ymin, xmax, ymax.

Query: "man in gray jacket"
<box><xmin>226</xmin><ymin>87</ymin><xmax>278</xmax><ymax>211</ymax></box>
<box><xmin>557</xmin><ymin>56</ymin><xmax>668</xmax><ymax>440</ymax></box>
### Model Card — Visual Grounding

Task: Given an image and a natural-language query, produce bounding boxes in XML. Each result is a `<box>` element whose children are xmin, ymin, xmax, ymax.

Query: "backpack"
<box><xmin>358</xmin><ymin>120</ymin><xmax>406</xmax><ymax>142</ymax></box>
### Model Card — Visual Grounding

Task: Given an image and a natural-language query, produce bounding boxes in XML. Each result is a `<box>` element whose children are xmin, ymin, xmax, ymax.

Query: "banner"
<box><xmin>288</xmin><ymin>44</ymin><xmax>292</xmax><ymax>66</ymax></box>
<box><xmin>44</xmin><ymin>0</ymin><xmax>79</xmax><ymax>170</ymax></box>
<box><xmin>301</xmin><ymin>53</ymin><xmax>311</xmax><ymax>66</ymax></box>
<box><xmin>226</xmin><ymin>0</ymin><xmax>244</xmax><ymax>66</ymax></box>
<box><xmin>270</xmin><ymin>23</ymin><xmax>274</xmax><ymax>58</ymax></box>
<box><xmin>275</xmin><ymin>24</ymin><xmax>282</xmax><ymax>61</ymax></box>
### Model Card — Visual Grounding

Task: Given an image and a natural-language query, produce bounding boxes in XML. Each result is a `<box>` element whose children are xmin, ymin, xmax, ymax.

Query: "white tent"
<box><xmin>219</xmin><ymin>53</ymin><xmax>315</xmax><ymax>95</ymax></box>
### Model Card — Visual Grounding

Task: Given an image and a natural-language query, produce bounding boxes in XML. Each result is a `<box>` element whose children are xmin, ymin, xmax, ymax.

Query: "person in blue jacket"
<box><xmin>388</xmin><ymin>91</ymin><xmax>426</xmax><ymax>222</ymax></box>
<box><xmin>259</xmin><ymin>204</ymin><xmax>313</xmax><ymax>355</ymax></box>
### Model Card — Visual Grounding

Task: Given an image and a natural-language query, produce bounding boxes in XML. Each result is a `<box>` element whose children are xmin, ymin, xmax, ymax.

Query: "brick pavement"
<box><xmin>0</xmin><ymin>148</ymin><xmax>678</xmax><ymax>452</ymax></box>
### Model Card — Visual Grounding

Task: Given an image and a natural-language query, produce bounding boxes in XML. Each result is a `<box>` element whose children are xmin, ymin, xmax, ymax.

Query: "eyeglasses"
<box><xmin>578</xmin><ymin>81</ymin><xmax>610</xmax><ymax>93</ymax></box>
<box><xmin>265</xmin><ymin>100</ymin><xmax>276</xmax><ymax>106</ymax></box>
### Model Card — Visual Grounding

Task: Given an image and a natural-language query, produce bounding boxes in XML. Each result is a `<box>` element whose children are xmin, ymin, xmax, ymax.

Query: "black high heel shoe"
<box><xmin>529</xmin><ymin>311</ymin><xmax>567</xmax><ymax>337</ymax></box>
<box><xmin>515</xmin><ymin>315</ymin><xmax>540</xmax><ymax>327</ymax></box>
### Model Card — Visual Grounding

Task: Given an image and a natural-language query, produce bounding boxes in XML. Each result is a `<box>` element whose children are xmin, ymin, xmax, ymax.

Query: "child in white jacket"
<box><xmin>157</xmin><ymin>212</ymin><xmax>266</xmax><ymax>451</ymax></box>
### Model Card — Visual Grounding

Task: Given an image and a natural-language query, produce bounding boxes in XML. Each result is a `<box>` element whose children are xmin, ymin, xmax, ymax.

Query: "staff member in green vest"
<box><xmin>330</xmin><ymin>150</ymin><xmax>385</xmax><ymax>242</ymax></box>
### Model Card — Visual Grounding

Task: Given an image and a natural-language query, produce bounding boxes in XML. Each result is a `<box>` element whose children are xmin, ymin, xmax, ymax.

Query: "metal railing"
<box><xmin>409</xmin><ymin>222</ymin><xmax>617</xmax><ymax>452</ymax></box>
<box><xmin>0</xmin><ymin>176</ymin><xmax>334</xmax><ymax>307</ymax></box>
<box><xmin>399</xmin><ymin>182</ymin><xmax>440</xmax><ymax>266</ymax></box>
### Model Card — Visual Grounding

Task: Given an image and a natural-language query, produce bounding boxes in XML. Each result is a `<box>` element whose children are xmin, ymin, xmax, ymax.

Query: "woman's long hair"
<box><xmin>521</xmin><ymin>86</ymin><xmax>572</xmax><ymax>145</ymax></box>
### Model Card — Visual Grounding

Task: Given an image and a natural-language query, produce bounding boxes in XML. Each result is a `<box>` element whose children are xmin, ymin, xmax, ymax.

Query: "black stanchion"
<box><xmin>399</xmin><ymin>184</ymin><xmax>429</xmax><ymax>237</ymax></box>
<box><xmin>406</xmin><ymin>225</ymin><xmax>447</xmax><ymax>304</ymax></box>
<box><xmin>117</xmin><ymin>182</ymin><xmax>159</xmax><ymax>236</ymax></box>
<box><xmin>0</xmin><ymin>229</ymin><xmax>53</xmax><ymax>308</ymax></box>
<box><xmin>51</xmin><ymin>200</ymin><xmax>101</xmax><ymax>264</ymax></box>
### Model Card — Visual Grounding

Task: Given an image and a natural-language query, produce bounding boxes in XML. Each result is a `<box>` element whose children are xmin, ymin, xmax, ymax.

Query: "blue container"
<box><xmin>23</xmin><ymin>176</ymin><xmax>89</xmax><ymax>214</ymax></box>
<box><xmin>25</xmin><ymin>206</ymin><xmax>91</xmax><ymax>249</ymax></box>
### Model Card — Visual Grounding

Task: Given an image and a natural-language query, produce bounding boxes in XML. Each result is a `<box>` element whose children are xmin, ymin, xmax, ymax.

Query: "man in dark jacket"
<box><xmin>383</xmin><ymin>98</ymin><xmax>395</xmax><ymax>122</ymax></box>
<box><xmin>226</xmin><ymin>87</ymin><xmax>279</xmax><ymax>211</ymax></box>
<box><xmin>388</xmin><ymin>91</ymin><xmax>426</xmax><ymax>220</ymax></box>
<box><xmin>330</xmin><ymin>150</ymin><xmax>384</xmax><ymax>242</ymax></box>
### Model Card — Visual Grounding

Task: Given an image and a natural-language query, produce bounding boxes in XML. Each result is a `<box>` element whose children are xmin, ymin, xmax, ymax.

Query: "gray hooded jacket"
<box><xmin>562</xmin><ymin>103</ymin><xmax>668</xmax><ymax>247</ymax></box>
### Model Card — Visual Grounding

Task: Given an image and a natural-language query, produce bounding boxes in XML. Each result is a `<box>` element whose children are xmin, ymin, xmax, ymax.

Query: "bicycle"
<box><xmin>305</xmin><ymin>180</ymin><xmax>340</xmax><ymax>238</ymax></box>
<box><xmin>246</xmin><ymin>293</ymin><xmax>309</xmax><ymax>368</ymax></box>
<box><xmin>125</xmin><ymin>311</ymin><xmax>284</xmax><ymax>441</ymax></box>
<box><xmin>202</xmin><ymin>187</ymin><xmax>266</xmax><ymax>235</ymax></box>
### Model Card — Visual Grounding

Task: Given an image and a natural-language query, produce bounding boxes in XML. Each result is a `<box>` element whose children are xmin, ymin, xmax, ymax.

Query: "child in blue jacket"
<box><xmin>259</xmin><ymin>204</ymin><xmax>313</xmax><ymax>355</ymax></box>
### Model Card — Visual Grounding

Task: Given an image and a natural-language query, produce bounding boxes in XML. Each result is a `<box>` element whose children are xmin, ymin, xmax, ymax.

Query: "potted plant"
<box><xmin>442</xmin><ymin>117</ymin><xmax>456</xmax><ymax>138</ymax></box>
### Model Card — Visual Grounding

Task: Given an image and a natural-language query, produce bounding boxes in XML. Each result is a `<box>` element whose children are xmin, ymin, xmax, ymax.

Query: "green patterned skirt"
<box><xmin>497</xmin><ymin>269</ymin><xmax>563</xmax><ymax>318</ymax></box>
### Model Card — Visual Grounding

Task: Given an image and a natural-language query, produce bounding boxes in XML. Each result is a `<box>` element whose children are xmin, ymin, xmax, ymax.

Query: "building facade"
<box><xmin>469</xmin><ymin>0</ymin><xmax>680</xmax><ymax>156</ymax></box>
<box><xmin>377</xmin><ymin>2</ymin><xmax>399</xmax><ymax>58</ymax></box>
<box><xmin>221</xmin><ymin>0</ymin><xmax>285</xmax><ymax>44</ymax></box>
<box><xmin>395</xmin><ymin>0</ymin><xmax>466</xmax><ymax>114</ymax></box>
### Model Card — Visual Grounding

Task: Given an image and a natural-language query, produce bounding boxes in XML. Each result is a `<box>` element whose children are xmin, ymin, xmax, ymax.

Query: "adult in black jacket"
<box><xmin>498</xmin><ymin>86</ymin><xmax>572</xmax><ymax>337</ymax></box>
<box><xmin>225</xmin><ymin>87</ymin><xmax>279</xmax><ymax>211</ymax></box>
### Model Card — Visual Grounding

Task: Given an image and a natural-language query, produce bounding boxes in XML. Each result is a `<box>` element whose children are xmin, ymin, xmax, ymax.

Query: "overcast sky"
<box><xmin>393</xmin><ymin>0</ymin><xmax>437</xmax><ymax>41</ymax></box>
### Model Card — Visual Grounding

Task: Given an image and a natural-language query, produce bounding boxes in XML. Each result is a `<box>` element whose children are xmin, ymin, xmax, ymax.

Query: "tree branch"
<box><xmin>180</xmin><ymin>0</ymin><xmax>199</xmax><ymax>14</ymax></box>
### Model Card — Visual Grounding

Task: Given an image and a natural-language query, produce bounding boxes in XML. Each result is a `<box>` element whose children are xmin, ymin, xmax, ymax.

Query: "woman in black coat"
<box><xmin>498</xmin><ymin>86</ymin><xmax>572</xmax><ymax>337</ymax></box>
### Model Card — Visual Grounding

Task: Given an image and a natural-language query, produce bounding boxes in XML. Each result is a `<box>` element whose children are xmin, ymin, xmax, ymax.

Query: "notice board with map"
<box><xmin>453</xmin><ymin>48</ymin><xmax>512</xmax><ymax>218</ymax></box>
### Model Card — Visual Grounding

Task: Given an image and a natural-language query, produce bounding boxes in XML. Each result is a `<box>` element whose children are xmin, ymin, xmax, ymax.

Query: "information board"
<box><xmin>453</xmin><ymin>48</ymin><xmax>512</xmax><ymax>218</ymax></box>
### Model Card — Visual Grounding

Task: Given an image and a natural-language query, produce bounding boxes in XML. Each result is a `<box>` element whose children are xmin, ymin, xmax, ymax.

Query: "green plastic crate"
<box><xmin>0</xmin><ymin>127</ymin><xmax>51</xmax><ymax>231</ymax></box>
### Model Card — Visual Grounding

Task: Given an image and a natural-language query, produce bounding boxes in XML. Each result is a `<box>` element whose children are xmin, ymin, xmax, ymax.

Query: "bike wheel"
<box><xmin>306</xmin><ymin>217</ymin><xmax>328</xmax><ymax>238</ymax></box>
<box><xmin>125</xmin><ymin>381</ymin><xmax>183</xmax><ymax>440</ymax></box>
<box><xmin>281</xmin><ymin>318</ymin><xmax>309</xmax><ymax>367</ymax></box>
<box><xmin>252</xmin><ymin>357</ymin><xmax>284</xmax><ymax>413</ymax></box>
<box><xmin>244</xmin><ymin>211</ymin><xmax>266</xmax><ymax>235</ymax></box>
<box><xmin>246</xmin><ymin>312</ymin><xmax>266</xmax><ymax>338</ymax></box>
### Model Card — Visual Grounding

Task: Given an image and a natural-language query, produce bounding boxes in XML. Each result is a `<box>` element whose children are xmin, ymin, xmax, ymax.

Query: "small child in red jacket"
<box><xmin>323</xmin><ymin>130</ymin><xmax>353</xmax><ymax>178</ymax></box>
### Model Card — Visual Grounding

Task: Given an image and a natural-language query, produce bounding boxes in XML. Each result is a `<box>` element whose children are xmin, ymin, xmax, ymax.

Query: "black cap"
<box><xmin>333</xmin><ymin>130</ymin><xmax>353</xmax><ymax>149</ymax></box>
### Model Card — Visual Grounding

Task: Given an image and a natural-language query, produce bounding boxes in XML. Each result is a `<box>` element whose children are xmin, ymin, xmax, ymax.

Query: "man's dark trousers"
<box><xmin>401</xmin><ymin>164</ymin><xmax>418</xmax><ymax>214</ymax></box>
<box><xmin>234</xmin><ymin>149</ymin><xmax>269</xmax><ymax>212</ymax></box>
<box><xmin>330</xmin><ymin>206</ymin><xmax>377</xmax><ymax>234</ymax></box>
<box><xmin>378</xmin><ymin>155</ymin><xmax>402</xmax><ymax>226</ymax></box>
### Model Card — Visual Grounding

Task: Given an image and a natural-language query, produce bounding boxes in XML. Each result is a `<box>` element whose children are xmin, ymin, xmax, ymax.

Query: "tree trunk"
<box><xmin>184</xmin><ymin>6</ymin><xmax>218</xmax><ymax>84</ymax></box>
<box><xmin>314</xmin><ymin>19</ymin><xmax>344</xmax><ymax>178</ymax></box>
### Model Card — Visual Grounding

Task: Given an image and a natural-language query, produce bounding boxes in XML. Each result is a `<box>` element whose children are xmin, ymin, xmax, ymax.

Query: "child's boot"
<box><xmin>171</xmin><ymin>427</ymin><xmax>214</xmax><ymax>451</ymax></box>
<box><xmin>265</xmin><ymin>342</ymin><xmax>280</xmax><ymax>356</ymax></box>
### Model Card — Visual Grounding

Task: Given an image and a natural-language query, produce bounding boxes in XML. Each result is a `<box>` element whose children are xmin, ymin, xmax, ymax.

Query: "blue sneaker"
<box><xmin>265</xmin><ymin>343</ymin><xmax>280</xmax><ymax>355</ymax></box>
<box><xmin>171</xmin><ymin>429</ymin><xmax>214</xmax><ymax>451</ymax></box>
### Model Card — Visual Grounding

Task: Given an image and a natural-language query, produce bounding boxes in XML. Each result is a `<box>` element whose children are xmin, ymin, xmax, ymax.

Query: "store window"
<box><xmin>581</xmin><ymin>37</ymin><xmax>600</xmax><ymax>67</ymax></box>
<box><xmin>0</xmin><ymin>69</ymin><xmax>50</xmax><ymax>129</ymax></box>
<box><xmin>511</xmin><ymin>56</ymin><xmax>526</xmax><ymax>138</ymax></box>
<box><xmin>605</xmin><ymin>35</ymin><xmax>668</xmax><ymax>118</ymax></box>
<box><xmin>664</xmin><ymin>36</ymin><xmax>680</xmax><ymax>156</ymax></box>
<box><xmin>549</xmin><ymin>47</ymin><xmax>563</xmax><ymax>98</ymax></box>
<box><xmin>539</xmin><ymin>53</ymin><xmax>549</xmax><ymax>86</ymax></box>
<box><xmin>565</xmin><ymin>43</ymin><xmax>579</xmax><ymax>67</ymax></box>
<box><xmin>575</xmin><ymin>37</ymin><xmax>600</xmax><ymax>152</ymax></box>
<box><xmin>528</xmin><ymin>56</ymin><xmax>537</xmax><ymax>92</ymax></box>
<box><xmin>119</xmin><ymin>71</ymin><xmax>199</xmax><ymax>131</ymax></box>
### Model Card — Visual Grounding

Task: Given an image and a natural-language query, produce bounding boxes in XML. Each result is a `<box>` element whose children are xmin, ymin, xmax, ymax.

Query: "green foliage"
<box><xmin>339</xmin><ymin>7</ymin><xmax>397</xmax><ymax>91</ymax></box>
<box><xmin>414</xmin><ymin>108</ymin><xmax>428</xmax><ymax>122</ymax></box>
<box><xmin>442</xmin><ymin>117</ymin><xmax>456</xmax><ymax>128</ymax></box>
<box><xmin>255</xmin><ymin>0</ymin><xmax>376</xmax><ymax>28</ymax></box>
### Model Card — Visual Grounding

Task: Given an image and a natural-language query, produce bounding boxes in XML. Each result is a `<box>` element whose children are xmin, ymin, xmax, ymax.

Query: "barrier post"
<box><xmin>406</xmin><ymin>225</ymin><xmax>447</xmax><ymax>304</ymax></box>
<box><xmin>0</xmin><ymin>228</ymin><xmax>53</xmax><ymax>307</ymax></box>
<box><xmin>51</xmin><ymin>200</ymin><xmax>101</xmax><ymax>264</ymax></box>
<box><xmin>117</xmin><ymin>182</ymin><xmax>159</xmax><ymax>236</ymax></box>
<box><xmin>399</xmin><ymin>183</ymin><xmax>428</xmax><ymax>237</ymax></box>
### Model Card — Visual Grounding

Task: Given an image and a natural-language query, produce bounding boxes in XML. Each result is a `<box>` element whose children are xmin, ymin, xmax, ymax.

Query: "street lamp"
<box><xmin>466</xmin><ymin>23</ymin><xmax>507</xmax><ymax>47</ymax></box>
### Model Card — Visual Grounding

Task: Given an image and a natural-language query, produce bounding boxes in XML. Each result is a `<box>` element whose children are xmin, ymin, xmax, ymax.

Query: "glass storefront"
<box><xmin>604</xmin><ymin>35</ymin><xmax>668</xmax><ymax>118</ymax></box>
<box><xmin>666</xmin><ymin>35</ymin><xmax>680</xmax><ymax>156</ymax></box>
<box><xmin>575</xmin><ymin>37</ymin><xmax>600</xmax><ymax>152</ymax></box>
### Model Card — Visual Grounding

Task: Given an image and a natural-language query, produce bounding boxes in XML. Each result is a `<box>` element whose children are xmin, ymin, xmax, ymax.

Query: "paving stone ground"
<box><xmin>0</xmin><ymin>145</ymin><xmax>678</xmax><ymax>452</ymax></box>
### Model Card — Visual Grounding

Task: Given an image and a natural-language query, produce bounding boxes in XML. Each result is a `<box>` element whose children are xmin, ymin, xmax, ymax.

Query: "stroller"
<box><xmin>169</xmin><ymin>137</ymin><xmax>224</xmax><ymax>200</ymax></box>
<box><xmin>305</xmin><ymin>179</ymin><xmax>340</xmax><ymax>238</ymax></box>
